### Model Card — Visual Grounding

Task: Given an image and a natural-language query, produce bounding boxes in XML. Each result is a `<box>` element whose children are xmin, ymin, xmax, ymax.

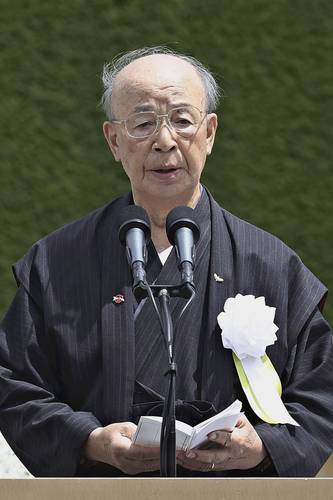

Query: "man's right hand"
<box><xmin>83</xmin><ymin>422</ymin><xmax>160</xmax><ymax>475</ymax></box>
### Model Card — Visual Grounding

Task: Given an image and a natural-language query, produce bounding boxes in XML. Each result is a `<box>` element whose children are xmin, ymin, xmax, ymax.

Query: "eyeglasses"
<box><xmin>110</xmin><ymin>105</ymin><xmax>206</xmax><ymax>139</ymax></box>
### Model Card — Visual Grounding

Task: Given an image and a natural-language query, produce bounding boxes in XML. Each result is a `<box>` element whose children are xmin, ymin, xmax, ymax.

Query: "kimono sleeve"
<box><xmin>255</xmin><ymin>307</ymin><xmax>333</xmax><ymax>476</ymax></box>
<box><xmin>0</xmin><ymin>250</ymin><xmax>102</xmax><ymax>477</ymax></box>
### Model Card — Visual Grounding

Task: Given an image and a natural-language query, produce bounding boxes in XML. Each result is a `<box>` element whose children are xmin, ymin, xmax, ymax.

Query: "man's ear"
<box><xmin>206</xmin><ymin>113</ymin><xmax>218</xmax><ymax>156</ymax></box>
<box><xmin>103</xmin><ymin>121</ymin><xmax>121</xmax><ymax>162</ymax></box>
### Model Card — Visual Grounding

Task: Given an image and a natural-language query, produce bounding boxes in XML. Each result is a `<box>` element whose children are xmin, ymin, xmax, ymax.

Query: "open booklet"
<box><xmin>132</xmin><ymin>399</ymin><xmax>242</xmax><ymax>451</ymax></box>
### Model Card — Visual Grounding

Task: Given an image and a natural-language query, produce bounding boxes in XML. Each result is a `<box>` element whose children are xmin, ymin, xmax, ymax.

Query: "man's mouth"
<box><xmin>153</xmin><ymin>167</ymin><xmax>180</xmax><ymax>174</ymax></box>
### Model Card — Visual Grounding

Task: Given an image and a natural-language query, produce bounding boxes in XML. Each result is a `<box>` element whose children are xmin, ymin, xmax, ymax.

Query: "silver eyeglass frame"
<box><xmin>109</xmin><ymin>105</ymin><xmax>207</xmax><ymax>139</ymax></box>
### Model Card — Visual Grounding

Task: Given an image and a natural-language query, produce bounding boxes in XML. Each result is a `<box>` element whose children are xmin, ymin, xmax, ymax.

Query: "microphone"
<box><xmin>166</xmin><ymin>206</ymin><xmax>200</xmax><ymax>290</ymax></box>
<box><xmin>118</xmin><ymin>205</ymin><xmax>151</xmax><ymax>299</ymax></box>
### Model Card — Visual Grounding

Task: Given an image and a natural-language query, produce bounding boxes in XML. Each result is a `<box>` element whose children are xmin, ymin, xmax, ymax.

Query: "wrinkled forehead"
<box><xmin>111</xmin><ymin>54</ymin><xmax>206</xmax><ymax>117</ymax></box>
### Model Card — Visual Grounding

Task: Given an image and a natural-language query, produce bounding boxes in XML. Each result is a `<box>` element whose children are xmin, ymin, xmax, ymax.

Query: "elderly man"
<box><xmin>0</xmin><ymin>47</ymin><xmax>332</xmax><ymax>478</ymax></box>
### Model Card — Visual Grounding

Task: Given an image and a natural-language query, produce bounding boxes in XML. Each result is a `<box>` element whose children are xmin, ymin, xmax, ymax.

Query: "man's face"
<box><xmin>103</xmin><ymin>54</ymin><xmax>217</xmax><ymax>205</ymax></box>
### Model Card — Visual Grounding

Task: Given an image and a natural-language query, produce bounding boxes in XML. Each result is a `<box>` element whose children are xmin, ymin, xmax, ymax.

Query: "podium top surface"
<box><xmin>1</xmin><ymin>478</ymin><xmax>333</xmax><ymax>500</ymax></box>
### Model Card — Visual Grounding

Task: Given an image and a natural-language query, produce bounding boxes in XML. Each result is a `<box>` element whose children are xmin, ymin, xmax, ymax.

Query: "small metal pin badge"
<box><xmin>214</xmin><ymin>273</ymin><xmax>224</xmax><ymax>283</ymax></box>
<box><xmin>113</xmin><ymin>294</ymin><xmax>125</xmax><ymax>304</ymax></box>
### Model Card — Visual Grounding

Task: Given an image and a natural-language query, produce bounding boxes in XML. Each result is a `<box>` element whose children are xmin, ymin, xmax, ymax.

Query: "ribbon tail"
<box><xmin>233</xmin><ymin>352</ymin><xmax>299</xmax><ymax>426</ymax></box>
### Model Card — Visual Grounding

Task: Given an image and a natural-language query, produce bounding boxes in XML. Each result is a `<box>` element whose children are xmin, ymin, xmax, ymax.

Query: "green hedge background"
<box><xmin>1</xmin><ymin>0</ymin><xmax>332</xmax><ymax>326</ymax></box>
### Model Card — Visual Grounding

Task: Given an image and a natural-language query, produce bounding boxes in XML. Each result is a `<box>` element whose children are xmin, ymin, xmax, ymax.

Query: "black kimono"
<box><xmin>0</xmin><ymin>188</ymin><xmax>332</xmax><ymax>477</ymax></box>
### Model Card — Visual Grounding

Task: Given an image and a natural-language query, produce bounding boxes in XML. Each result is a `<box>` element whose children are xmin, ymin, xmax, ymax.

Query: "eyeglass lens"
<box><xmin>126</xmin><ymin>106</ymin><xmax>202</xmax><ymax>138</ymax></box>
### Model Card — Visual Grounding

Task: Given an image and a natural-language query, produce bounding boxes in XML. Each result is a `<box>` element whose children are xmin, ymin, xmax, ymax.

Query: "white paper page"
<box><xmin>189</xmin><ymin>411</ymin><xmax>241</xmax><ymax>449</ymax></box>
<box><xmin>194</xmin><ymin>399</ymin><xmax>242</xmax><ymax>430</ymax></box>
<box><xmin>241</xmin><ymin>356</ymin><xmax>299</xmax><ymax>426</ymax></box>
<box><xmin>132</xmin><ymin>417</ymin><xmax>161</xmax><ymax>446</ymax></box>
<box><xmin>132</xmin><ymin>416</ymin><xmax>193</xmax><ymax>449</ymax></box>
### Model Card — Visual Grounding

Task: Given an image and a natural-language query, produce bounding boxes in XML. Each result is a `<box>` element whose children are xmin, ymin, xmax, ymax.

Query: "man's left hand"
<box><xmin>177</xmin><ymin>415</ymin><xmax>267</xmax><ymax>472</ymax></box>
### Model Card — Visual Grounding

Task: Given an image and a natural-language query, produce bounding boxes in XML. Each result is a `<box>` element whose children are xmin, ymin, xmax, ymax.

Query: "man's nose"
<box><xmin>153</xmin><ymin>118</ymin><xmax>177</xmax><ymax>152</ymax></box>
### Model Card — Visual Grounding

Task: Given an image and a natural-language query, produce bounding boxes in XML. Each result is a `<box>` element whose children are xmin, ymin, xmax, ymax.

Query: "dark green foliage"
<box><xmin>1</xmin><ymin>0</ymin><xmax>332</xmax><ymax>325</ymax></box>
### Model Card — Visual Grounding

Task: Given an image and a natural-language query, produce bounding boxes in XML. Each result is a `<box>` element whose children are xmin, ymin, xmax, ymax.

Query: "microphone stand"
<box><xmin>158</xmin><ymin>288</ymin><xmax>177</xmax><ymax>477</ymax></box>
<box><xmin>119</xmin><ymin>205</ymin><xmax>198</xmax><ymax>475</ymax></box>
<box><xmin>136</xmin><ymin>281</ymin><xmax>195</xmax><ymax>477</ymax></box>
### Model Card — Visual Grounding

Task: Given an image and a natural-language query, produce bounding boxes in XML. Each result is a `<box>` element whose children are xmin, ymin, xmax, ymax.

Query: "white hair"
<box><xmin>101</xmin><ymin>46</ymin><xmax>221</xmax><ymax>120</ymax></box>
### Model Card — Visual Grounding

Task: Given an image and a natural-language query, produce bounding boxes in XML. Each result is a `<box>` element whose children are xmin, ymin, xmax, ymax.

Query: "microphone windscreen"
<box><xmin>118</xmin><ymin>205</ymin><xmax>151</xmax><ymax>246</ymax></box>
<box><xmin>166</xmin><ymin>206</ymin><xmax>200</xmax><ymax>246</ymax></box>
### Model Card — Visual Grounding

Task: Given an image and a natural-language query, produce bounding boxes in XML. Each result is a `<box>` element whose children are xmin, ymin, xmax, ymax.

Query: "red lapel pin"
<box><xmin>113</xmin><ymin>293</ymin><xmax>125</xmax><ymax>305</ymax></box>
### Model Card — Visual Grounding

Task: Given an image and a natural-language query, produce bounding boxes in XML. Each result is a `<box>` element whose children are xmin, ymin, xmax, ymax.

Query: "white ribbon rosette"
<box><xmin>217</xmin><ymin>294</ymin><xmax>298</xmax><ymax>426</ymax></box>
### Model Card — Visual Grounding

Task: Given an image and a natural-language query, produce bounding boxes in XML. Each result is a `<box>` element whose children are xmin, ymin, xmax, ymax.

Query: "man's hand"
<box><xmin>83</xmin><ymin>422</ymin><xmax>160</xmax><ymax>475</ymax></box>
<box><xmin>177</xmin><ymin>415</ymin><xmax>267</xmax><ymax>472</ymax></box>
